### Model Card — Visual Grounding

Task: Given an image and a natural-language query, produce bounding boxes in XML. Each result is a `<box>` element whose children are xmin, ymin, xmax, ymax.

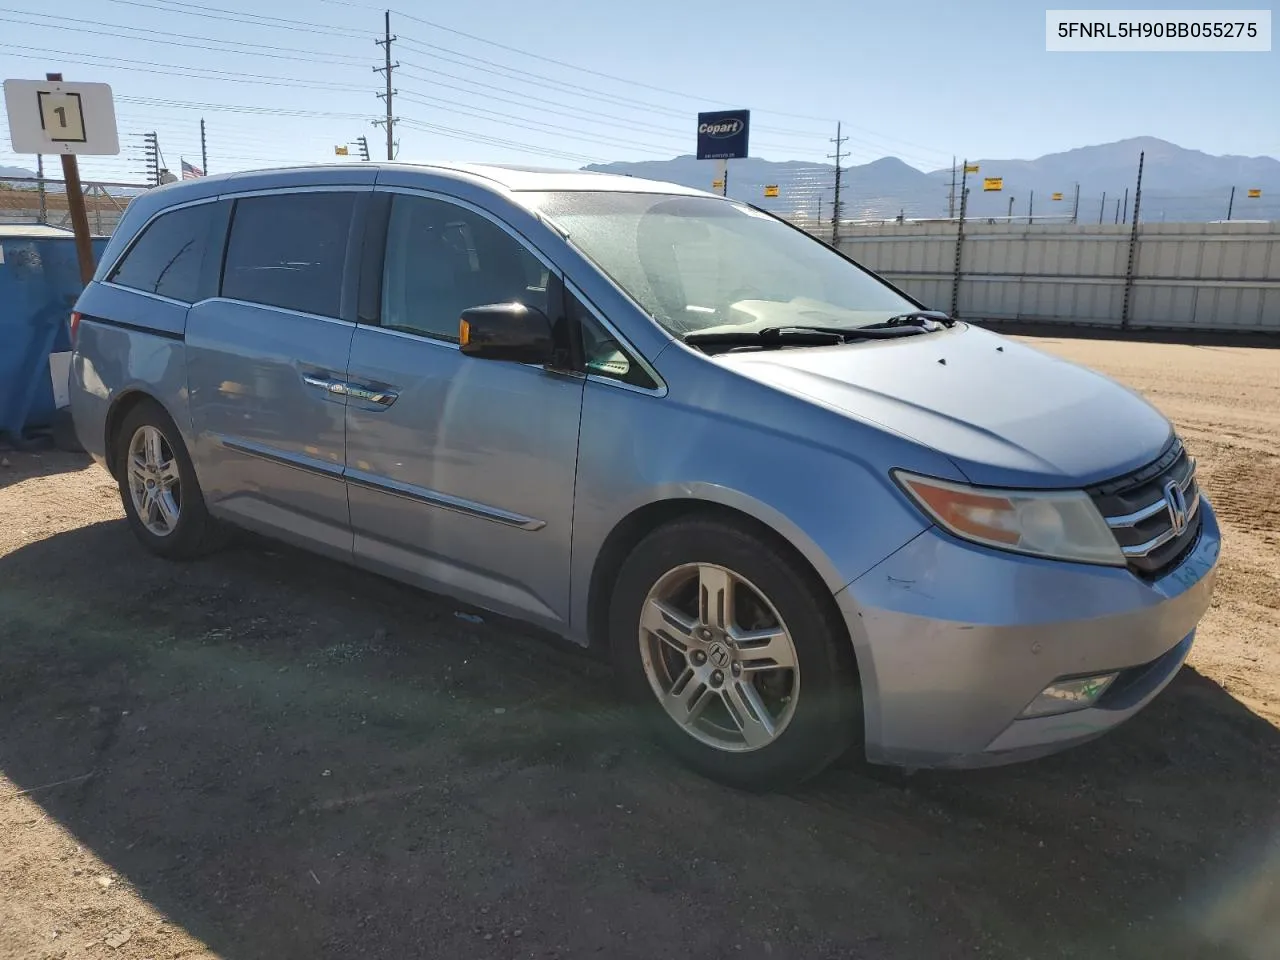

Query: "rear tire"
<box><xmin>609</xmin><ymin>515</ymin><xmax>861</xmax><ymax>791</ymax></box>
<box><xmin>114</xmin><ymin>399</ymin><xmax>226</xmax><ymax>559</ymax></box>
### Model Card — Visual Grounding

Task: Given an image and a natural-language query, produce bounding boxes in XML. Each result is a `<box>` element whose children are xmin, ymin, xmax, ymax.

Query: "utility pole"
<box><xmin>1226</xmin><ymin>185</ymin><xmax>1236</xmax><ymax>221</ymax></box>
<box><xmin>1099</xmin><ymin>191</ymin><xmax>1106</xmax><ymax>224</ymax></box>
<box><xmin>200</xmin><ymin>118</ymin><xmax>208</xmax><ymax>176</ymax></box>
<box><xmin>1121</xmin><ymin>187</ymin><xmax>1129</xmax><ymax>224</ymax></box>
<box><xmin>827</xmin><ymin>121</ymin><xmax>847</xmax><ymax>245</ymax></box>
<box><xmin>948</xmin><ymin>155</ymin><xmax>956</xmax><ymax>219</ymax></box>
<box><xmin>374</xmin><ymin>10</ymin><xmax>398</xmax><ymax>161</ymax></box>
<box><xmin>1114</xmin><ymin>198</ymin><xmax>1121</xmax><ymax>224</ymax></box>
<box><xmin>1072</xmin><ymin>182</ymin><xmax>1080</xmax><ymax>223</ymax></box>
<box><xmin>1028</xmin><ymin>190</ymin><xmax>1034</xmax><ymax>224</ymax></box>
<box><xmin>357</xmin><ymin>135</ymin><xmax>371</xmax><ymax>161</ymax></box>
<box><xmin>143</xmin><ymin>132</ymin><xmax>159</xmax><ymax>186</ymax></box>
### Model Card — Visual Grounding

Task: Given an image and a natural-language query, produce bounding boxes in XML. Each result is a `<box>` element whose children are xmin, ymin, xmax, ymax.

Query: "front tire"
<box><xmin>114</xmin><ymin>400</ymin><xmax>224</xmax><ymax>559</ymax></box>
<box><xmin>609</xmin><ymin>516</ymin><xmax>860</xmax><ymax>790</ymax></box>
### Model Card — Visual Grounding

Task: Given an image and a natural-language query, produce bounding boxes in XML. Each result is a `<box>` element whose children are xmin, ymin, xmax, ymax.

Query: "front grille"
<box><xmin>1087</xmin><ymin>437</ymin><xmax>1203</xmax><ymax>579</ymax></box>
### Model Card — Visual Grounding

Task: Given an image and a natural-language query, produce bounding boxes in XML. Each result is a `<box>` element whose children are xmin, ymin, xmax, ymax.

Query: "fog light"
<box><xmin>1020</xmin><ymin>673</ymin><xmax>1118</xmax><ymax>718</ymax></box>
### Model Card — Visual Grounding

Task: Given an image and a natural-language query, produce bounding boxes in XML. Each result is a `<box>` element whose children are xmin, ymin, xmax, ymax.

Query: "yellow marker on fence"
<box><xmin>1248</xmin><ymin>189</ymin><xmax>1262</xmax><ymax>198</ymax></box>
<box><xmin>983</xmin><ymin>177</ymin><xmax>1003</xmax><ymax>192</ymax></box>
<box><xmin>964</xmin><ymin>164</ymin><xmax>980</xmax><ymax>173</ymax></box>
<box><xmin>764</xmin><ymin>184</ymin><xmax>779</xmax><ymax>197</ymax></box>
<box><xmin>1052</xmin><ymin>192</ymin><xmax>1064</xmax><ymax>201</ymax></box>
<box><xmin>334</xmin><ymin>145</ymin><xmax>349</xmax><ymax>156</ymax></box>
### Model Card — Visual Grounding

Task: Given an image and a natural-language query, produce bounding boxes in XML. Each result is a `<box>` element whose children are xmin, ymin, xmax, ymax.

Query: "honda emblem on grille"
<box><xmin>1164</xmin><ymin>479</ymin><xmax>1188</xmax><ymax>536</ymax></box>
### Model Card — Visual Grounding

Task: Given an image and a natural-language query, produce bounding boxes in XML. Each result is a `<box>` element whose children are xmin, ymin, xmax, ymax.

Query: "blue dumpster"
<box><xmin>0</xmin><ymin>225</ymin><xmax>109</xmax><ymax>444</ymax></box>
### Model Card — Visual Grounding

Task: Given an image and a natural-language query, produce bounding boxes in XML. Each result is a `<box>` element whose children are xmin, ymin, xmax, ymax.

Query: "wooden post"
<box><xmin>46</xmin><ymin>73</ymin><xmax>95</xmax><ymax>286</ymax></box>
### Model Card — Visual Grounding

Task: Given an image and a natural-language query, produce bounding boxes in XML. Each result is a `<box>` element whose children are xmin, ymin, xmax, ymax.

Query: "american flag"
<box><xmin>181</xmin><ymin>158</ymin><xmax>205</xmax><ymax>180</ymax></box>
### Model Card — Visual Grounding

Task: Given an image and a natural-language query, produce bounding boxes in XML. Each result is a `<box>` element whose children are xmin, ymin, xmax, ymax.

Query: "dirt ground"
<box><xmin>2</xmin><ymin>335</ymin><xmax>1278</xmax><ymax>960</ymax></box>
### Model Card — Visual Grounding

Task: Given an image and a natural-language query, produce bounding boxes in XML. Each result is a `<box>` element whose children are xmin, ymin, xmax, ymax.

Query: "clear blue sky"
<box><xmin>1</xmin><ymin>0</ymin><xmax>1276</xmax><ymax>183</ymax></box>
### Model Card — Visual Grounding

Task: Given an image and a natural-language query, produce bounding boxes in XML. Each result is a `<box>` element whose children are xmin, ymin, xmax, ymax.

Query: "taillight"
<box><xmin>69</xmin><ymin>311</ymin><xmax>82</xmax><ymax>344</ymax></box>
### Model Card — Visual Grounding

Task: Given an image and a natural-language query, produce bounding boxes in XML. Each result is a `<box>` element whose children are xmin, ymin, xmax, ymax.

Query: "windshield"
<box><xmin>525</xmin><ymin>191</ymin><xmax>917</xmax><ymax>336</ymax></box>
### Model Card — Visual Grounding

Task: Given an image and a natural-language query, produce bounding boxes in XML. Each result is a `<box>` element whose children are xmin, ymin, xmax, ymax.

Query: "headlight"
<box><xmin>893</xmin><ymin>471</ymin><xmax>1125</xmax><ymax>566</ymax></box>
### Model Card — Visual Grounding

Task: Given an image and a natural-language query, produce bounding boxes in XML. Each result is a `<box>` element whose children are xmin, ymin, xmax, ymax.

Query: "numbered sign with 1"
<box><xmin>3</xmin><ymin>79</ymin><xmax>119</xmax><ymax>155</ymax></box>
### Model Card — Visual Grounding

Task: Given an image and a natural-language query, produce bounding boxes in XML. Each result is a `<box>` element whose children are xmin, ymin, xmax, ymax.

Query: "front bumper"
<box><xmin>838</xmin><ymin>498</ymin><xmax>1220</xmax><ymax>768</ymax></box>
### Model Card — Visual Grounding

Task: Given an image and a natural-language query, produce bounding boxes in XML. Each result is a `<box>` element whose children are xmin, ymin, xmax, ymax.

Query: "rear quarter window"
<box><xmin>220</xmin><ymin>192</ymin><xmax>355</xmax><ymax>318</ymax></box>
<box><xmin>108</xmin><ymin>202</ymin><xmax>216</xmax><ymax>303</ymax></box>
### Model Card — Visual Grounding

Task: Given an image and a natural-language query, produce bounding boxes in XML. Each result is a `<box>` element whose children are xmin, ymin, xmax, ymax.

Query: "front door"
<box><xmin>186</xmin><ymin>189</ymin><xmax>365</xmax><ymax>560</ymax></box>
<box><xmin>344</xmin><ymin>191</ymin><xmax>584</xmax><ymax>628</ymax></box>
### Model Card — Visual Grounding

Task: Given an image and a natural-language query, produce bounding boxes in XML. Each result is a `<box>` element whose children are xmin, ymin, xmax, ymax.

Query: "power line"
<box><xmin>0</xmin><ymin>9</ymin><xmax>371</xmax><ymax>65</ymax></box>
<box><xmin>400</xmin><ymin>43</ymin><xmax>941</xmax><ymax>165</ymax></box>
<box><xmin>116</xmin><ymin>96</ymin><xmax>373</xmax><ymax>121</ymax></box>
<box><xmin>102</xmin><ymin>0</ymin><xmax>363</xmax><ymax>38</ymax></box>
<box><xmin>383</xmin><ymin>4</ymin><xmax>950</xmax><ymax>156</ymax></box>
<box><xmin>69</xmin><ymin>0</ymin><xmax>953</xmax><ymax>165</ymax></box>
<box><xmin>398</xmin><ymin>93</ymin><xmax>685</xmax><ymax>157</ymax></box>
<box><xmin>327</xmin><ymin>0</ymin><xmax>844</xmax><ymax>126</ymax></box>
<box><xmin>393</xmin><ymin>69</ymin><xmax>821</xmax><ymax>158</ymax></box>
<box><xmin>0</xmin><ymin>43</ymin><xmax>369</xmax><ymax>92</ymax></box>
<box><xmin>397</xmin><ymin>116</ymin><xmax>603</xmax><ymax>165</ymax></box>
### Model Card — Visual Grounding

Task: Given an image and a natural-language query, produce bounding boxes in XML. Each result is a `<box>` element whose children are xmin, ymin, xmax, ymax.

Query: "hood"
<box><xmin>715</xmin><ymin>324</ymin><xmax>1172</xmax><ymax>488</ymax></box>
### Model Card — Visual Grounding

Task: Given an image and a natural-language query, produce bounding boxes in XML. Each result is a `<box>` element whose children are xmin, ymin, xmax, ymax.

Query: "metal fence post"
<box><xmin>950</xmin><ymin>179</ymin><xmax>968</xmax><ymax>318</ymax></box>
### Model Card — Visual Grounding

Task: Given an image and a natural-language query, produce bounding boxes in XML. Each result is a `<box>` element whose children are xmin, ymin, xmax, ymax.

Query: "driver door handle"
<box><xmin>345</xmin><ymin>382</ymin><xmax>399</xmax><ymax>407</ymax></box>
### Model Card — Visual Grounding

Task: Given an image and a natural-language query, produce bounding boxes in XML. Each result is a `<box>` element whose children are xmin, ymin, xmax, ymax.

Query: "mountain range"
<box><xmin>586</xmin><ymin>137</ymin><xmax>1280</xmax><ymax>223</ymax></box>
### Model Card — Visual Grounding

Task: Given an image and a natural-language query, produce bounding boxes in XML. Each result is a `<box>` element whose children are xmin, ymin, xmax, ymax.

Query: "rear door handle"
<box><xmin>302</xmin><ymin>373</ymin><xmax>347</xmax><ymax>395</ymax></box>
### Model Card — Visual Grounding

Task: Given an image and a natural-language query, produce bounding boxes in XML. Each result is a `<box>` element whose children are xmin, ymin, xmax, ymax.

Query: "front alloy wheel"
<box><xmin>610</xmin><ymin>516</ymin><xmax>861</xmax><ymax>790</ymax></box>
<box><xmin>639</xmin><ymin>562</ymin><xmax>800</xmax><ymax>752</ymax></box>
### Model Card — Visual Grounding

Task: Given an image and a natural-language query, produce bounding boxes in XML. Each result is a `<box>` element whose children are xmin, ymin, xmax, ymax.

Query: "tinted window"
<box><xmin>222</xmin><ymin>192</ymin><xmax>354</xmax><ymax>318</ymax></box>
<box><xmin>109</xmin><ymin>202</ymin><xmax>214</xmax><ymax>302</ymax></box>
<box><xmin>381</xmin><ymin>195</ymin><xmax>551</xmax><ymax>341</ymax></box>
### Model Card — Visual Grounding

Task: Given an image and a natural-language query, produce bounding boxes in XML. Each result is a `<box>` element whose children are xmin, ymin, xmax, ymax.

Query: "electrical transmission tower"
<box><xmin>373</xmin><ymin>11</ymin><xmax>399</xmax><ymax>161</ymax></box>
<box><xmin>827</xmin><ymin>122</ymin><xmax>847</xmax><ymax>245</ymax></box>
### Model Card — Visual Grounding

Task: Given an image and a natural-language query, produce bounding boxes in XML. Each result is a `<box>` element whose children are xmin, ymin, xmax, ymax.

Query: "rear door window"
<box><xmin>221</xmin><ymin>192</ymin><xmax>355</xmax><ymax>318</ymax></box>
<box><xmin>109</xmin><ymin>202</ymin><xmax>216</xmax><ymax>303</ymax></box>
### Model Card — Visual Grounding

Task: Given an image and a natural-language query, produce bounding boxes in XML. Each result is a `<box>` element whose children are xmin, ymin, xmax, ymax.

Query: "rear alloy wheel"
<box><xmin>126</xmin><ymin>424</ymin><xmax>183</xmax><ymax>538</ymax></box>
<box><xmin>114</xmin><ymin>400</ymin><xmax>226</xmax><ymax>559</ymax></box>
<box><xmin>610</xmin><ymin>517</ymin><xmax>860</xmax><ymax>790</ymax></box>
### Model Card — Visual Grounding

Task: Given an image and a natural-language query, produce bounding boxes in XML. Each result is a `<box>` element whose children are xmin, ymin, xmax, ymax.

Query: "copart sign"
<box><xmin>696</xmin><ymin>109</ymin><xmax>750</xmax><ymax>160</ymax></box>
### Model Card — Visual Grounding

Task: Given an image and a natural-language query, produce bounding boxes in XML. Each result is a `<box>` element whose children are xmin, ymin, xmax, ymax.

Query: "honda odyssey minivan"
<box><xmin>68</xmin><ymin>163</ymin><xmax>1219</xmax><ymax>789</ymax></box>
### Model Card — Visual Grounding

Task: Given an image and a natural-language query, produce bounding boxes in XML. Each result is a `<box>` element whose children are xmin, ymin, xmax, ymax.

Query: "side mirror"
<box><xmin>458</xmin><ymin>303</ymin><xmax>554</xmax><ymax>364</ymax></box>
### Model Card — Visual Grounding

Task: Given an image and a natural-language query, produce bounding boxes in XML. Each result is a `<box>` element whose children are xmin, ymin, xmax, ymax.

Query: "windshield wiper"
<box><xmin>683</xmin><ymin>327</ymin><xmax>844</xmax><ymax>349</ymax></box>
<box><xmin>683</xmin><ymin>323</ymin><xmax>941</xmax><ymax>351</ymax></box>
<box><xmin>863</xmin><ymin>310</ymin><xmax>956</xmax><ymax>330</ymax></box>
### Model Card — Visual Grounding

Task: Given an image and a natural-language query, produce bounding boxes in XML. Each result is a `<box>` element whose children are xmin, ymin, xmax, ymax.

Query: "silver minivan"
<box><xmin>69</xmin><ymin>163</ymin><xmax>1219</xmax><ymax>789</ymax></box>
